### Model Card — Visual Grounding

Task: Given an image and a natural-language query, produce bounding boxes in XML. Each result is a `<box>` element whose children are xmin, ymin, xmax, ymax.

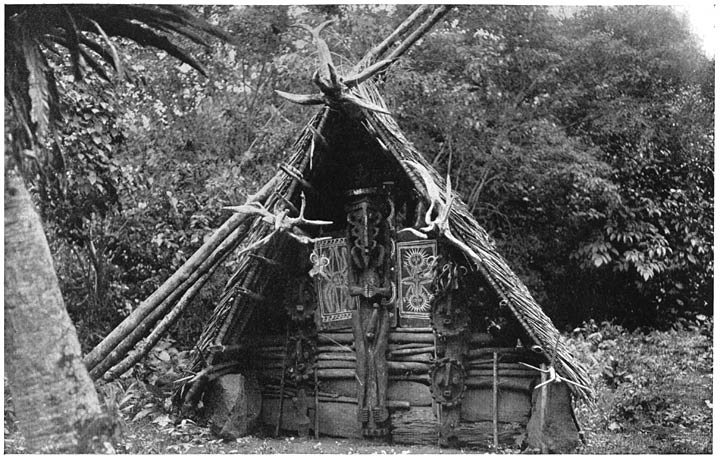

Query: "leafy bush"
<box><xmin>571</xmin><ymin>319</ymin><xmax>712</xmax><ymax>453</ymax></box>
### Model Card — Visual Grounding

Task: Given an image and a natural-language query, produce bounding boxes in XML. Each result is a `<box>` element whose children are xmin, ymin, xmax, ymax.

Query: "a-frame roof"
<box><xmin>193</xmin><ymin>72</ymin><xmax>594</xmax><ymax>402</ymax></box>
<box><xmin>83</xmin><ymin>8</ymin><xmax>591</xmax><ymax>402</ymax></box>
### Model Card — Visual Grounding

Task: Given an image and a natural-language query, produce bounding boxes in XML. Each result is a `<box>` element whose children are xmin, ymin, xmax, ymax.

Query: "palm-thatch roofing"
<box><xmin>189</xmin><ymin>33</ymin><xmax>594</xmax><ymax>403</ymax></box>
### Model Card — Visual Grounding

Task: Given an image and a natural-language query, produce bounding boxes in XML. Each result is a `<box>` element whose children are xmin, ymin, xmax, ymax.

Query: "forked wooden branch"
<box><xmin>291</xmin><ymin>20</ymin><xmax>335</xmax><ymax>81</ymax></box>
<box><xmin>519</xmin><ymin>335</ymin><xmax>593</xmax><ymax>396</ymax></box>
<box><xmin>401</xmin><ymin>160</ymin><xmax>483</xmax><ymax>267</ymax></box>
<box><xmin>275</xmin><ymin>19</ymin><xmax>403</xmax><ymax>114</ymax></box>
<box><xmin>224</xmin><ymin>191</ymin><xmax>332</xmax><ymax>255</ymax></box>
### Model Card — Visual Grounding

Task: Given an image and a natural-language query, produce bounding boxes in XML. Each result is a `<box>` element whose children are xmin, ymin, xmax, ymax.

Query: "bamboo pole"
<box><xmin>466</xmin><ymin>347</ymin><xmax>537</xmax><ymax>358</ymax></box>
<box><xmin>84</xmin><ymin>175</ymin><xmax>280</xmax><ymax>371</ymax></box>
<box><xmin>316</xmin><ymin>368</ymin><xmax>355</xmax><ymax>379</ymax></box>
<box><xmin>275</xmin><ymin>328</ymin><xmax>289</xmax><ymax>437</ymax></box>
<box><xmin>389</xmin><ymin>353</ymin><xmax>432</xmax><ymax>363</ymax></box>
<box><xmin>263</xmin><ymin>392</ymin><xmax>411</xmax><ymax>409</ymax></box>
<box><xmin>210</xmin><ymin>240</ymin><xmax>274</xmax><ymax>353</ymax></box>
<box><xmin>389</xmin><ymin>343</ymin><xmax>433</xmax><ymax>350</ymax></box>
<box><xmin>199</xmin><ymin>109</ymin><xmax>328</xmax><ymax>363</ymax></box>
<box><xmin>88</xmin><ymin>223</ymin><xmax>244</xmax><ymax>379</ymax></box>
<box><xmin>465</xmin><ymin>378</ymin><xmax>535</xmax><ymax>391</ymax></box>
<box><xmin>388</xmin><ymin>346</ymin><xmax>434</xmax><ymax>356</ymax></box>
<box><xmin>388</xmin><ymin>361</ymin><xmax>430</xmax><ymax>372</ymax></box>
<box><xmin>312</xmin><ymin>360</ymin><xmax>430</xmax><ymax>372</ymax></box>
<box><xmin>467</xmin><ymin>362</ymin><xmax>534</xmax><ymax>369</ymax></box>
<box><xmin>466</xmin><ymin>369</ymin><xmax>536</xmax><ymax>377</ymax></box>
<box><xmin>317</xmin><ymin>345</ymin><xmax>353</xmax><ymax>353</ymax></box>
<box><xmin>315</xmin><ymin>362</ymin><xmax>430</xmax><ymax>379</ymax></box>
<box><xmin>316</xmin><ymin>360</ymin><xmax>355</xmax><ymax>369</ymax></box>
<box><xmin>316</xmin><ymin>353</ymin><xmax>355</xmax><ymax>361</ymax></box>
<box><xmin>492</xmin><ymin>352</ymin><xmax>499</xmax><ymax>448</ymax></box>
<box><xmin>389</xmin><ymin>374</ymin><xmax>430</xmax><ymax>384</ymax></box>
<box><xmin>384</xmin><ymin>6</ymin><xmax>452</xmax><ymax>62</ymax></box>
<box><xmin>538</xmin><ymin>363</ymin><xmax>548</xmax><ymax>452</ymax></box>
<box><xmin>102</xmin><ymin>266</ymin><xmax>216</xmax><ymax>381</ymax></box>
<box><xmin>390</xmin><ymin>332</ymin><xmax>435</xmax><ymax>343</ymax></box>
<box><xmin>318</xmin><ymin>331</ymin><xmax>434</xmax><ymax>345</ymax></box>
<box><xmin>314</xmin><ymin>367</ymin><xmax>320</xmax><ymax>439</ymax></box>
<box><xmin>361</xmin><ymin>5</ymin><xmax>433</xmax><ymax>65</ymax></box>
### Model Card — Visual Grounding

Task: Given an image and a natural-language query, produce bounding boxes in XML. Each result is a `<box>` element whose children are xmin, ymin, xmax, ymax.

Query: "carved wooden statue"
<box><xmin>345</xmin><ymin>187</ymin><xmax>395</xmax><ymax>437</ymax></box>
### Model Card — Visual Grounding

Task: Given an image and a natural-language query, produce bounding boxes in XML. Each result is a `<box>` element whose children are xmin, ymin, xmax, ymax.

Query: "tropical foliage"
<box><xmin>8</xmin><ymin>5</ymin><xmax>713</xmax><ymax>352</ymax></box>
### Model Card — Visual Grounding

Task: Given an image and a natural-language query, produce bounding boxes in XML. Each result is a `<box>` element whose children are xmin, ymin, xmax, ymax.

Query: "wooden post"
<box><xmin>492</xmin><ymin>352</ymin><xmax>498</xmax><ymax>448</ymax></box>
<box><xmin>275</xmin><ymin>328</ymin><xmax>289</xmax><ymax>437</ymax></box>
<box><xmin>539</xmin><ymin>363</ymin><xmax>548</xmax><ymax>453</ymax></box>
<box><xmin>314</xmin><ymin>367</ymin><xmax>320</xmax><ymax>439</ymax></box>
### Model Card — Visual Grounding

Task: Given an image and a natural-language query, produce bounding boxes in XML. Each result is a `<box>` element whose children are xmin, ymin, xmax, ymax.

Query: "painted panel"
<box><xmin>313</xmin><ymin>237</ymin><xmax>357</xmax><ymax>330</ymax></box>
<box><xmin>396</xmin><ymin>239</ymin><xmax>437</xmax><ymax>327</ymax></box>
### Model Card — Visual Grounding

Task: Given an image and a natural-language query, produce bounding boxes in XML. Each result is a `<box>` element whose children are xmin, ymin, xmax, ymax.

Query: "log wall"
<box><xmin>242</xmin><ymin>329</ymin><xmax>547</xmax><ymax>447</ymax></box>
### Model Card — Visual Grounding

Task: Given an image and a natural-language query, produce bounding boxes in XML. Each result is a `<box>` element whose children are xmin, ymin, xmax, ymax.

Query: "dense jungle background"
<box><xmin>5</xmin><ymin>4</ymin><xmax>714</xmax><ymax>454</ymax></box>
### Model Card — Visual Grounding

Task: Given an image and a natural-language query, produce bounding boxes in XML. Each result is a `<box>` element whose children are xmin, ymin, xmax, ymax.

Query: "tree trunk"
<box><xmin>4</xmin><ymin>173</ymin><xmax>106</xmax><ymax>452</ymax></box>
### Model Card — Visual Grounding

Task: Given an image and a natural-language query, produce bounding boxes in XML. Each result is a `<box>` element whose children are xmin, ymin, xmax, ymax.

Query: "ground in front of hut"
<box><xmin>4</xmin><ymin>320</ymin><xmax>712</xmax><ymax>454</ymax></box>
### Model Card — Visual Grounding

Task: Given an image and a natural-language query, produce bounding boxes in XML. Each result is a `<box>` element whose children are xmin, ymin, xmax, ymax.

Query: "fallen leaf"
<box><xmin>152</xmin><ymin>414</ymin><xmax>172</xmax><ymax>427</ymax></box>
<box><xmin>132</xmin><ymin>407</ymin><xmax>154</xmax><ymax>421</ymax></box>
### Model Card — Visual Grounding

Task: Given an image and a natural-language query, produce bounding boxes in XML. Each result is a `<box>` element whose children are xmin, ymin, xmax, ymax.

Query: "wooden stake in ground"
<box><xmin>276</xmin><ymin>328</ymin><xmax>289</xmax><ymax>437</ymax></box>
<box><xmin>492</xmin><ymin>352</ymin><xmax>499</xmax><ymax>448</ymax></box>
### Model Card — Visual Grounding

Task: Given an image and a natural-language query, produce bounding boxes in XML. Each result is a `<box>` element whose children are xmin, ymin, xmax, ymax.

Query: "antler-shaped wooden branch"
<box><xmin>401</xmin><ymin>160</ymin><xmax>483</xmax><ymax>266</ymax></box>
<box><xmin>519</xmin><ymin>336</ymin><xmax>594</xmax><ymax>395</ymax></box>
<box><xmin>224</xmin><ymin>192</ymin><xmax>332</xmax><ymax>255</ymax></box>
<box><xmin>292</xmin><ymin>21</ymin><xmax>335</xmax><ymax>83</ymax></box>
<box><xmin>275</xmin><ymin>21</ymin><xmax>394</xmax><ymax>115</ymax></box>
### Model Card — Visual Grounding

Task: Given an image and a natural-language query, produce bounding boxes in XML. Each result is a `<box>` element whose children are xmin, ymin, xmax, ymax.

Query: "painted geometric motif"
<box><xmin>312</xmin><ymin>237</ymin><xmax>358</xmax><ymax>330</ymax></box>
<box><xmin>396</xmin><ymin>239</ymin><xmax>437</xmax><ymax>325</ymax></box>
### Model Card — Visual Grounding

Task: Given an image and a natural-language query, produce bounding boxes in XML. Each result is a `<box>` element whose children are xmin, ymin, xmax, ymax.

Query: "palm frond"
<box><xmin>91</xmin><ymin>16</ymin><xmax>207</xmax><ymax>75</ymax></box>
<box><xmin>61</xmin><ymin>6</ymin><xmax>83</xmax><ymax>80</ymax></box>
<box><xmin>18</xmin><ymin>27</ymin><xmax>56</xmax><ymax>140</ymax></box>
<box><xmin>156</xmin><ymin>5</ymin><xmax>239</xmax><ymax>45</ymax></box>
<box><xmin>85</xmin><ymin>19</ymin><xmax>124</xmax><ymax>77</ymax></box>
<box><xmin>4</xmin><ymin>4</ymin><xmax>234</xmax><ymax>158</ymax></box>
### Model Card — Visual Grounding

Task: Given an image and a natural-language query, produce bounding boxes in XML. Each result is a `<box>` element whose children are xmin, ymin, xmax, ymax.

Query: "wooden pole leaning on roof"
<box><xmin>381</xmin><ymin>5</ymin><xmax>452</xmax><ymax>63</ymax></box>
<box><xmin>186</xmin><ymin>111</ymin><xmax>328</xmax><ymax>389</ymax></box>
<box><xmin>95</xmin><ymin>111</ymin><xmax>322</xmax><ymax>382</ymax></box>
<box><xmin>276</xmin><ymin>5</ymin><xmax>451</xmax><ymax>113</ymax></box>
<box><xmin>83</xmin><ymin>174</ymin><xmax>281</xmax><ymax>375</ymax></box>
<box><xmin>102</xmin><ymin>259</ymin><xmax>221</xmax><ymax>381</ymax></box>
<box><xmin>361</xmin><ymin>5</ymin><xmax>435</xmax><ymax>65</ymax></box>
<box><xmin>88</xmin><ymin>237</ymin><xmax>231</xmax><ymax>380</ymax></box>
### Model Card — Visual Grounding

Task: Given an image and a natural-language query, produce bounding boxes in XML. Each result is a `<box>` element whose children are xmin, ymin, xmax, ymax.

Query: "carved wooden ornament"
<box><xmin>396</xmin><ymin>239</ymin><xmax>437</xmax><ymax>327</ymax></box>
<box><xmin>312</xmin><ymin>238</ymin><xmax>357</xmax><ymax>330</ymax></box>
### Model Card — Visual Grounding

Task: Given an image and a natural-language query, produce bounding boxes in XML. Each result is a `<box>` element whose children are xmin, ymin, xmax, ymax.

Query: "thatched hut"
<box><xmin>83</xmin><ymin>6</ymin><xmax>593</xmax><ymax>452</ymax></box>
<box><xmin>178</xmin><ymin>8</ymin><xmax>593</xmax><ymax>452</ymax></box>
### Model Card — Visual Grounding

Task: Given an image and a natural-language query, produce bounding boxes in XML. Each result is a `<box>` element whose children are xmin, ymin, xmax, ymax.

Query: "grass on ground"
<box><xmin>4</xmin><ymin>319</ymin><xmax>712</xmax><ymax>453</ymax></box>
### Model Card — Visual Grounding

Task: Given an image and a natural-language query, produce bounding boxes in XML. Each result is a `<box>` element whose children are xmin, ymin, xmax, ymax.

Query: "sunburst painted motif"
<box><xmin>397</xmin><ymin>240</ymin><xmax>437</xmax><ymax>318</ymax></box>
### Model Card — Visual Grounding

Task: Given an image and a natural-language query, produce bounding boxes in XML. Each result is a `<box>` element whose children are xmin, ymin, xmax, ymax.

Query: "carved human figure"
<box><xmin>345</xmin><ymin>189</ymin><xmax>394</xmax><ymax>437</ymax></box>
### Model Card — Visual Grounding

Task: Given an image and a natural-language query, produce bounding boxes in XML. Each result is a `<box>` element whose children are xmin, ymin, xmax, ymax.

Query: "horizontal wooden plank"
<box><xmin>461</xmin><ymin>388</ymin><xmax>532</xmax><ymax>423</ymax></box>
